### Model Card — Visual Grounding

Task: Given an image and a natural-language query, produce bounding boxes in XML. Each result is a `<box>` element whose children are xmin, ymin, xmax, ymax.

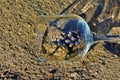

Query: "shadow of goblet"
<box><xmin>104</xmin><ymin>42</ymin><xmax>120</xmax><ymax>57</ymax></box>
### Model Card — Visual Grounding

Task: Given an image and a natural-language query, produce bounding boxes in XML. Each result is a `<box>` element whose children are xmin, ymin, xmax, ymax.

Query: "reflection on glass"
<box><xmin>35</xmin><ymin>14</ymin><xmax>120</xmax><ymax>62</ymax></box>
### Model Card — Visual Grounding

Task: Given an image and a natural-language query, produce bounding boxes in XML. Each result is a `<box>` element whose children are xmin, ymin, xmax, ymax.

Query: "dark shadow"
<box><xmin>49</xmin><ymin>68</ymin><xmax>58</xmax><ymax>74</ymax></box>
<box><xmin>103</xmin><ymin>42</ymin><xmax>120</xmax><ymax>57</ymax></box>
<box><xmin>87</xmin><ymin>0</ymin><xmax>120</xmax><ymax>34</ymax></box>
<box><xmin>0</xmin><ymin>71</ymin><xmax>21</xmax><ymax>80</ymax></box>
<box><xmin>97</xmin><ymin>18</ymin><xmax>120</xmax><ymax>34</ymax></box>
<box><xmin>78</xmin><ymin>13</ymin><xmax>87</xmax><ymax>20</ymax></box>
<box><xmin>119</xmin><ymin>0</ymin><xmax>120</xmax><ymax>7</ymax></box>
<box><xmin>96</xmin><ymin>18</ymin><xmax>113</xmax><ymax>34</ymax></box>
<box><xmin>88</xmin><ymin>43</ymin><xmax>98</xmax><ymax>51</ymax></box>
<box><xmin>10</xmin><ymin>72</ymin><xmax>21</xmax><ymax>80</ymax></box>
<box><xmin>111</xmin><ymin>21</ymin><xmax>120</xmax><ymax>28</ymax></box>
<box><xmin>88</xmin><ymin>0</ymin><xmax>104</xmax><ymax>32</ymax></box>
<box><xmin>59</xmin><ymin>0</ymin><xmax>80</xmax><ymax>14</ymax></box>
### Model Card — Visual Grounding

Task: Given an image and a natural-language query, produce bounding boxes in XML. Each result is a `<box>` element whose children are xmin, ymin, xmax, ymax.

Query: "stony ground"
<box><xmin>0</xmin><ymin>0</ymin><xmax>120</xmax><ymax>80</ymax></box>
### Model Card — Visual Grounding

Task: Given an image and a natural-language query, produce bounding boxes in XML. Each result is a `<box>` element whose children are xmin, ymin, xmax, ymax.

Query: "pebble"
<box><xmin>70</xmin><ymin>72</ymin><xmax>79</xmax><ymax>79</ymax></box>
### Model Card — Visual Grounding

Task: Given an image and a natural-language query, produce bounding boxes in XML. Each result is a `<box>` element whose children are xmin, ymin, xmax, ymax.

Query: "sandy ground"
<box><xmin>0</xmin><ymin>0</ymin><xmax>120</xmax><ymax>80</ymax></box>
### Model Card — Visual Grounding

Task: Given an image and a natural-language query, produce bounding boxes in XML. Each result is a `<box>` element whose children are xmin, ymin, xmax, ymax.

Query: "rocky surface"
<box><xmin>0</xmin><ymin>0</ymin><xmax>120</xmax><ymax>79</ymax></box>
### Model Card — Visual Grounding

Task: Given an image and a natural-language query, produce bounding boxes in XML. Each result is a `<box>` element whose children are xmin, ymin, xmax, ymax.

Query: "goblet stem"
<box><xmin>92</xmin><ymin>32</ymin><xmax>120</xmax><ymax>44</ymax></box>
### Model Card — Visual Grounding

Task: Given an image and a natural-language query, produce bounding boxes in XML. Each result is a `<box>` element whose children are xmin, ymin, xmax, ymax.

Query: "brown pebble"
<box><xmin>69</xmin><ymin>43</ymin><xmax>73</xmax><ymax>47</ymax></box>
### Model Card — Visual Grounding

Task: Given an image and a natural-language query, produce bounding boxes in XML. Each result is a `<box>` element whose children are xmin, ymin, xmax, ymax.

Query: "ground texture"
<box><xmin>0</xmin><ymin>0</ymin><xmax>120</xmax><ymax>80</ymax></box>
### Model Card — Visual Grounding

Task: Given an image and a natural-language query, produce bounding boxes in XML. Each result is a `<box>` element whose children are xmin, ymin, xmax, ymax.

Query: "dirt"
<box><xmin>0</xmin><ymin>0</ymin><xmax>120</xmax><ymax>80</ymax></box>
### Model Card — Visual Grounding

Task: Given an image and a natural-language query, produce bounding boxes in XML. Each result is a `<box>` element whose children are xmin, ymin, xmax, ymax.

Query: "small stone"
<box><xmin>65</xmin><ymin>39</ymin><xmax>71</xmax><ymax>43</ymax></box>
<box><xmin>47</xmin><ymin>72</ymin><xmax>52</xmax><ymax>77</ymax></box>
<box><xmin>71</xmin><ymin>36</ymin><xmax>76</xmax><ymax>41</ymax></box>
<box><xmin>69</xmin><ymin>43</ymin><xmax>74</xmax><ymax>47</ymax></box>
<box><xmin>78</xmin><ymin>39</ymin><xmax>81</xmax><ymax>42</ymax></box>
<box><xmin>43</xmin><ymin>43</ymin><xmax>57</xmax><ymax>53</ymax></box>
<box><xmin>53</xmin><ymin>46</ymin><xmax>68</xmax><ymax>60</ymax></box>
<box><xmin>70</xmin><ymin>72</ymin><xmax>79</xmax><ymax>79</ymax></box>
<box><xmin>68</xmin><ymin>32</ymin><xmax>72</xmax><ymax>37</ymax></box>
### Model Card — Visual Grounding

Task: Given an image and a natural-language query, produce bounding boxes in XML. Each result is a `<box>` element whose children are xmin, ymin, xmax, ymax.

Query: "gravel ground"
<box><xmin>0</xmin><ymin>0</ymin><xmax>120</xmax><ymax>80</ymax></box>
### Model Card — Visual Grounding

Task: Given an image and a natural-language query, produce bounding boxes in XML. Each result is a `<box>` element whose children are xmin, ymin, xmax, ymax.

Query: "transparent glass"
<box><xmin>35</xmin><ymin>14</ymin><xmax>120</xmax><ymax>62</ymax></box>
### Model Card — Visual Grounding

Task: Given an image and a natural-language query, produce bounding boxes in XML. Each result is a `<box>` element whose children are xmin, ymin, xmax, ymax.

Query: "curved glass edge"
<box><xmin>77</xmin><ymin>17</ymin><xmax>92</xmax><ymax>58</ymax></box>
